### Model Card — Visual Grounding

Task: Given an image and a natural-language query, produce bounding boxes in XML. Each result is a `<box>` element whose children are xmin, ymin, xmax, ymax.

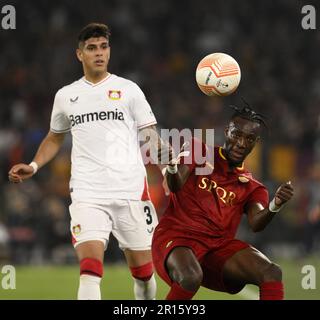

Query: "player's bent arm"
<box><xmin>139</xmin><ymin>125</ymin><xmax>170</xmax><ymax>163</ymax></box>
<box><xmin>246</xmin><ymin>202</ymin><xmax>278</xmax><ymax>232</ymax></box>
<box><xmin>32</xmin><ymin>130</ymin><xmax>66</xmax><ymax>169</ymax></box>
<box><xmin>139</xmin><ymin>124</ymin><xmax>191</xmax><ymax>192</ymax></box>
<box><xmin>139</xmin><ymin>123</ymin><xmax>172</xmax><ymax>174</ymax></box>
<box><xmin>246</xmin><ymin>181</ymin><xmax>294</xmax><ymax>232</ymax></box>
<box><xmin>8</xmin><ymin>131</ymin><xmax>66</xmax><ymax>183</ymax></box>
<box><xmin>165</xmin><ymin>164</ymin><xmax>191</xmax><ymax>193</ymax></box>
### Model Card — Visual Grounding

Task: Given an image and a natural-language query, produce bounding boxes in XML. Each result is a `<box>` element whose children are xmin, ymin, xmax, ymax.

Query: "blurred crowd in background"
<box><xmin>0</xmin><ymin>0</ymin><xmax>319</xmax><ymax>265</ymax></box>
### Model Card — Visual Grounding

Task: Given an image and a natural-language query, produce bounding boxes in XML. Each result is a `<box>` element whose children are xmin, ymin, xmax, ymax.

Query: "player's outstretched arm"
<box><xmin>163</xmin><ymin>141</ymin><xmax>192</xmax><ymax>193</ymax></box>
<box><xmin>139</xmin><ymin>125</ymin><xmax>191</xmax><ymax>193</ymax></box>
<box><xmin>8</xmin><ymin>131</ymin><xmax>66</xmax><ymax>183</ymax></box>
<box><xmin>246</xmin><ymin>181</ymin><xmax>294</xmax><ymax>232</ymax></box>
<box><xmin>165</xmin><ymin>163</ymin><xmax>190</xmax><ymax>193</ymax></box>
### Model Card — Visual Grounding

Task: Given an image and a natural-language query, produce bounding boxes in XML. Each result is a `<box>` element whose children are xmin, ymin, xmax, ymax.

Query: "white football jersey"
<box><xmin>50</xmin><ymin>74</ymin><xmax>157</xmax><ymax>202</ymax></box>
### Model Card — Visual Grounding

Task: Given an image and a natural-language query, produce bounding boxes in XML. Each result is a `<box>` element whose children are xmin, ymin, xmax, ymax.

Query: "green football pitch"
<box><xmin>0</xmin><ymin>257</ymin><xmax>319</xmax><ymax>300</ymax></box>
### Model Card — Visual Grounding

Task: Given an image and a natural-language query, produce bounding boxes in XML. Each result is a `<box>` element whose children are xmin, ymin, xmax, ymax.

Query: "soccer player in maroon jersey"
<box><xmin>152</xmin><ymin>105</ymin><xmax>294</xmax><ymax>300</ymax></box>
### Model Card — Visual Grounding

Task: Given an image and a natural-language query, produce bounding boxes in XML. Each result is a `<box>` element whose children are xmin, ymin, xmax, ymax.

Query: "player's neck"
<box><xmin>221</xmin><ymin>147</ymin><xmax>243</xmax><ymax>171</ymax></box>
<box><xmin>84</xmin><ymin>72</ymin><xmax>109</xmax><ymax>84</ymax></box>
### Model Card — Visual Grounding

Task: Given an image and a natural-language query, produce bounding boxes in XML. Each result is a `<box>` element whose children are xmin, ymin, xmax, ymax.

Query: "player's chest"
<box><xmin>64</xmin><ymin>88</ymin><xmax>132</xmax><ymax>120</ymax></box>
<box><xmin>192</xmin><ymin>173</ymin><xmax>251</xmax><ymax>207</ymax></box>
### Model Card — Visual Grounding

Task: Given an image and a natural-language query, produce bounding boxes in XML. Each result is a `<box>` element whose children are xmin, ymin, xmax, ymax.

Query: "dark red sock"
<box><xmin>166</xmin><ymin>282</ymin><xmax>196</xmax><ymax>300</ymax></box>
<box><xmin>260</xmin><ymin>281</ymin><xmax>284</xmax><ymax>300</ymax></box>
<box><xmin>130</xmin><ymin>261</ymin><xmax>154</xmax><ymax>281</ymax></box>
<box><xmin>80</xmin><ymin>258</ymin><xmax>103</xmax><ymax>278</ymax></box>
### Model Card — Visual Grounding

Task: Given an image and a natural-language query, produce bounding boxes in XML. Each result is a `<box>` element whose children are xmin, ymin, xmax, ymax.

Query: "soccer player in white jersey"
<box><xmin>8</xmin><ymin>23</ymin><xmax>164</xmax><ymax>300</ymax></box>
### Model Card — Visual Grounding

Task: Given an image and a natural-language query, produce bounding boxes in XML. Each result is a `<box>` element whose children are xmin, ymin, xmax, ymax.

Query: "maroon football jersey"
<box><xmin>159</xmin><ymin>138</ymin><xmax>269</xmax><ymax>239</ymax></box>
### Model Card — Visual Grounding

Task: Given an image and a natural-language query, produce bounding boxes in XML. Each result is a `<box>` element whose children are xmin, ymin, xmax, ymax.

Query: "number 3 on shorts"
<box><xmin>144</xmin><ymin>205</ymin><xmax>152</xmax><ymax>225</ymax></box>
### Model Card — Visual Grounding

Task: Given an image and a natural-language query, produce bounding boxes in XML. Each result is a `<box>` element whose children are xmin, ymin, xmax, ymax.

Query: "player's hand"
<box><xmin>274</xmin><ymin>181</ymin><xmax>294</xmax><ymax>206</ymax></box>
<box><xmin>8</xmin><ymin>163</ymin><xmax>35</xmax><ymax>183</ymax></box>
<box><xmin>167</xmin><ymin>141</ymin><xmax>190</xmax><ymax>166</ymax></box>
<box><xmin>157</xmin><ymin>140</ymin><xmax>175</xmax><ymax>165</ymax></box>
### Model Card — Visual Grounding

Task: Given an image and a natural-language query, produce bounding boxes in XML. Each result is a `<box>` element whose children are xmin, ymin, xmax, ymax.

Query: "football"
<box><xmin>195</xmin><ymin>52</ymin><xmax>241</xmax><ymax>96</ymax></box>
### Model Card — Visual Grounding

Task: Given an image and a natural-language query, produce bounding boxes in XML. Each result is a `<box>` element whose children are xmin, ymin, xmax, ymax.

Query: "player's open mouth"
<box><xmin>94</xmin><ymin>60</ymin><xmax>104</xmax><ymax>65</ymax></box>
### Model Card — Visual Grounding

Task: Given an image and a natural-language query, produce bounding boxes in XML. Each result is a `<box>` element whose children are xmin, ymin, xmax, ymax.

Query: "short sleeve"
<box><xmin>50</xmin><ymin>90</ymin><xmax>71</xmax><ymax>133</ymax></box>
<box><xmin>246</xmin><ymin>186</ymin><xmax>269</xmax><ymax>209</ymax></box>
<box><xmin>130</xmin><ymin>83</ymin><xmax>157</xmax><ymax>129</ymax></box>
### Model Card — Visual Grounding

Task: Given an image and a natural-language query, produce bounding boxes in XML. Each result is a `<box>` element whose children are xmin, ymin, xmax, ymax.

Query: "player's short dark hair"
<box><xmin>229</xmin><ymin>98</ymin><xmax>267</xmax><ymax>129</ymax></box>
<box><xmin>78</xmin><ymin>23</ymin><xmax>111</xmax><ymax>47</ymax></box>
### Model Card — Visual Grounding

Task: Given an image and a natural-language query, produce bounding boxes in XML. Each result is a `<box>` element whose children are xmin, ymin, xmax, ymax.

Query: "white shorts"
<box><xmin>69</xmin><ymin>199</ymin><xmax>158</xmax><ymax>251</ymax></box>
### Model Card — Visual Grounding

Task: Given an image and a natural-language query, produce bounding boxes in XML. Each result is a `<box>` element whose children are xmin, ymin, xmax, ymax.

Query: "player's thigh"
<box><xmin>222</xmin><ymin>246</ymin><xmax>273</xmax><ymax>286</ymax></box>
<box><xmin>69</xmin><ymin>201</ymin><xmax>112</xmax><ymax>259</ymax></box>
<box><xmin>166</xmin><ymin>246</ymin><xmax>202</xmax><ymax>282</ymax></box>
<box><xmin>111</xmin><ymin>200</ymin><xmax>158</xmax><ymax>251</ymax></box>
<box><xmin>124</xmin><ymin>249</ymin><xmax>152</xmax><ymax>267</ymax></box>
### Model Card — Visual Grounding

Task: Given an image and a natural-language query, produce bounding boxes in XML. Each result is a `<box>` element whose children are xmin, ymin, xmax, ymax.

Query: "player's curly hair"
<box><xmin>78</xmin><ymin>23</ymin><xmax>111</xmax><ymax>47</ymax></box>
<box><xmin>229</xmin><ymin>98</ymin><xmax>267</xmax><ymax>129</ymax></box>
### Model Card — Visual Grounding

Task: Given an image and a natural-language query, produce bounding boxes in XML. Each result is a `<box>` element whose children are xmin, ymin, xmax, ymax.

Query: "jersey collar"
<box><xmin>218</xmin><ymin>147</ymin><xmax>244</xmax><ymax>172</ymax></box>
<box><xmin>82</xmin><ymin>73</ymin><xmax>112</xmax><ymax>86</ymax></box>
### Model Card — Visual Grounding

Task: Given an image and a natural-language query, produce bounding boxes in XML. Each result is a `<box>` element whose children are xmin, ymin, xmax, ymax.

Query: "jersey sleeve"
<box><xmin>50</xmin><ymin>90</ymin><xmax>71</xmax><ymax>133</ymax></box>
<box><xmin>246</xmin><ymin>185</ymin><xmax>269</xmax><ymax>209</ymax></box>
<box><xmin>130</xmin><ymin>83</ymin><xmax>157</xmax><ymax>129</ymax></box>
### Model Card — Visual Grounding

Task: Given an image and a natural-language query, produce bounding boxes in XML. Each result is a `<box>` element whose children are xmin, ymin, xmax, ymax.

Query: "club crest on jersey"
<box><xmin>108</xmin><ymin>90</ymin><xmax>121</xmax><ymax>100</ymax></box>
<box><xmin>72</xmin><ymin>224</ymin><xmax>81</xmax><ymax>235</ymax></box>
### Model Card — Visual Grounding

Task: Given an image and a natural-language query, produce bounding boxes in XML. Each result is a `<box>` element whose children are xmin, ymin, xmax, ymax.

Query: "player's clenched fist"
<box><xmin>8</xmin><ymin>163</ymin><xmax>35</xmax><ymax>183</ymax></box>
<box><xmin>274</xmin><ymin>181</ymin><xmax>294</xmax><ymax>207</ymax></box>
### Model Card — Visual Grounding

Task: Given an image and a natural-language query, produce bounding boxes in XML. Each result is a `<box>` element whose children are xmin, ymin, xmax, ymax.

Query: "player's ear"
<box><xmin>224</xmin><ymin>126</ymin><xmax>229</xmax><ymax>138</ymax></box>
<box><xmin>76</xmin><ymin>48</ymin><xmax>83</xmax><ymax>62</ymax></box>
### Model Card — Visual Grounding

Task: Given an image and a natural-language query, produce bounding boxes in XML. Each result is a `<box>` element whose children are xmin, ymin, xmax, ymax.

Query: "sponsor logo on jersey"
<box><xmin>70</xmin><ymin>96</ymin><xmax>79</xmax><ymax>103</ymax></box>
<box><xmin>108</xmin><ymin>90</ymin><xmax>121</xmax><ymax>100</ymax></box>
<box><xmin>198</xmin><ymin>177</ymin><xmax>236</xmax><ymax>206</ymax></box>
<box><xmin>72</xmin><ymin>224</ymin><xmax>81</xmax><ymax>235</ymax></box>
<box><xmin>69</xmin><ymin>109</ymin><xmax>124</xmax><ymax>126</ymax></box>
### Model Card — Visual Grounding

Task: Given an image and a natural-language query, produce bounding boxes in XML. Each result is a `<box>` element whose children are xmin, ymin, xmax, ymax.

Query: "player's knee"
<box><xmin>262</xmin><ymin>262</ymin><xmax>282</xmax><ymax>282</ymax></box>
<box><xmin>80</xmin><ymin>258</ymin><xmax>104</xmax><ymax>278</ymax></box>
<box><xmin>130</xmin><ymin>261</ymin><xmax>154</xmax><ymax>281</ymax></box>
<box><xmin>173</xmin><ymin>266</ymin><xmax>203</xmax><ymax>292</ymax></box>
